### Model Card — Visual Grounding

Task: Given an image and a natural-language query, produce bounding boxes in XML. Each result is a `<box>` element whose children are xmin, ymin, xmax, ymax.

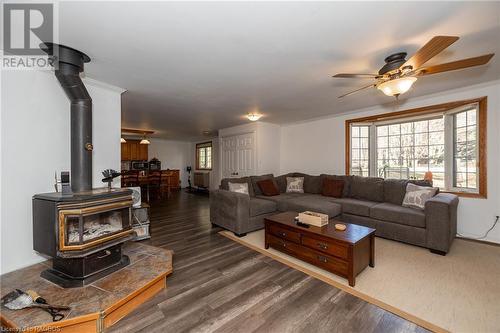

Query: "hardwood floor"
<box><xmin>110</xmin><ymin>191</ymin><xmax>430</xmax><ymax>333</ymax></box>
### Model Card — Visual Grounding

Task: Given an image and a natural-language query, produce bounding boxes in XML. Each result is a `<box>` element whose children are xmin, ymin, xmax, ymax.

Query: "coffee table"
<box><xmin>264</xmin><ymin>211</ymin><xmax>375</xmax><ymax>287</ymax></box>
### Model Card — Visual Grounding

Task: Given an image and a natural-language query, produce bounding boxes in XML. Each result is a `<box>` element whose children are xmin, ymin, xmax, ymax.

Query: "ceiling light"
<box><xmin>377</xmin><ymin>77</ymin><xmax>417</xmax><ymax>97</ymax></box>
<box><xmin>120</xmin><ymin>137</ymin><xmax>127</xmax><ymax>143</ymax></box>
<box><xmin>247</xmin><ymin>113</ymin><xmax>262</xmax><ymax>121</ymax></box>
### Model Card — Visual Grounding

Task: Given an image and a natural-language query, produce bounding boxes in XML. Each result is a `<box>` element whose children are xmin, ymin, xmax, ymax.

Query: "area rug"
<box><xmin>219</xmin><ymin>230</ymin><xmax>500</xmax><ymax>333</ymax></box>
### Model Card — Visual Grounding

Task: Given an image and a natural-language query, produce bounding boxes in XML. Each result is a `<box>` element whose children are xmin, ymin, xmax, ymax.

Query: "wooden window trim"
<box><xmin>196</xmin><ymin>141</ymin><xmax>213</xmax><ymax>171</ymax></box>
<box><xmin>345</xmin><ymin>97</ymin><xmax>487</xmax><ymax>199</ymax></box>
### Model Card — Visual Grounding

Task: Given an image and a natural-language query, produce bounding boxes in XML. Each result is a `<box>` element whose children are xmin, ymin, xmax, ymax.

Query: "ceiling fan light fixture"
<box><xmin>247</xmin><ymin>113</ymin><xmax>262</xmax><ymax>121</ymax></box>
<box><xmin>377</xmin><ymin>77</ymin><xmax>417</xmax><ymax>97</ymax></box>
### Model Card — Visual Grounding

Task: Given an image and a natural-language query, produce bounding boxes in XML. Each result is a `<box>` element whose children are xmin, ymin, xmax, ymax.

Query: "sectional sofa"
<box><xmin>210</xmin><ymin>173</ymin><xmax>459</xmax><ymax>255</ymax></box>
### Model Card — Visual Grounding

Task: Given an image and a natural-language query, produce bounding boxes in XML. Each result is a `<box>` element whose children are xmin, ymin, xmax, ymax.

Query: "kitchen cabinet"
<box><xmin>138</xmin><ymin>144</ymin><xmax>148</xmax><ymax>161</ymax></box>
<box><xmin>121</xmin><ymin>140</ymin><xmax>148</xmax><ymax>161</ymax></box>
<box><xmin>121</xmin><ymin>142</ymin><xmax>130</xmax><ymax>160</ymax></box>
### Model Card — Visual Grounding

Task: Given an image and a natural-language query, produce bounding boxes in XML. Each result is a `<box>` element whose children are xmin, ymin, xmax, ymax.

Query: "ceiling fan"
<box><xmin>333</xmin><ymin>36</ymin><xmax>495</xmax><ymax>98</ymax></box>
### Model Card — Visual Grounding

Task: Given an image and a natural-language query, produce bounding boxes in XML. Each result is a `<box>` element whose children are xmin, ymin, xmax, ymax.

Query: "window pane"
<box><xmin>429</xmin><ymin>131</ymin><xmax>444</xmax><ymax>144</ymax></box>
<box><xmin>401</xmin><ymin>134</ymin><xmax>413</xmax><ymax>146</ymax></box>
<box><xmin>453</xmin><ymin>110</ymin><xmax>478</xmax><ymax>189</ymax></box>
<box><xmin>389</xmin><ymin>124</ymin><xmax>400</xmax><ymax>136</ymax></box>
<box><xmin>414</xmin><ymin>120</ymin><xmax>428</xmax><ymax>133</ymax></box>
<box><xmin>467</xmin><ymin>173</ymin><xmax>477</xmax><ymax>188</ymax></box>
<box><xmin>389</xmin><ymin>136</ymin><xmax>400</xmax><ymax>147</ymax></box>
<box><xmin>455</xmin><ymin>127</ymin><xmax>466</xmax><ymax>142</ymax></box>
<box><xmin>415</xmin><ymin>133</ymin><xmax>428</xmax><ymax>146</ymax></box>
<box><xmin>429</xmin><ymin>118</ymin><xmax>444</xmax><ymax>132</ymax></box>
<box><xmin>377</xmin><ymin>126</ymin><xmax>388</xmax><ymax>136</ymax></box>
<box><xmin>360</xmin><ymin>138</ymin><xmax>369</xmax><ymax>149</ymax></box>
<box><xmin>360</xmin><ymin>149</ymin><xmax>369</xmax><ymax>160</ymax></box>
<box><xmin>466</xmin><ymin>127</ymin><xmax>476</xmax><ymax>142</ymax></box>
<box><xmin>401</xmin><ymin>122</ymin><xmax>413</xmax><ymax>134</ymax></box>
<box><xmin>467</xmin><ymin>110</ymin><xmax>476</xmax><ymax>125</ymax></box>
<box><xmin>455</xmin><ymin>172</ymin><xmax>467</xmax><ymax>188</ymax></box>
<box><xmin>352</xmin><ymin>138</ymin><xmax>359</xmax><ymax>148</ymax></box>
<box><xmin>350</xmin><ymin>125</ymin><xmax>370</xmax><ymax>176</ymax></box>
<box><xmin>432</xmin><ymin>173</ymin><xmax>445</xmax><ymax>188</ymax></box>
<box><xmin>378</xmin><ymin>136</ymin><xmax>388</xmax><ymax>148</ymax></box>
<box><xmin>455</xmin><ymin>112</ymin><xmax>467</xmax><ymax>127</ymax></box>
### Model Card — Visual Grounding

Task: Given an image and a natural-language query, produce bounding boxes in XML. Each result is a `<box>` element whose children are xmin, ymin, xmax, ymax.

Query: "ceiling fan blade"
<box><xmin>338</xmin><ymin>84</ymin><xmax>376</xmax><ymax>98</ymax></box>
<box><xmin>402</xmin><ymin>36</ymin><xmax>459</xmax><ymax>70</ymax></box>
<box><xmin>333</xmin><ymin>73</ymin><xmax>380</xmax><ymax>79</ymax></box>
<box><xmin>415</xmin><ymin>54</ymin><xmax>495</xmax><ymax>76</ymax></box>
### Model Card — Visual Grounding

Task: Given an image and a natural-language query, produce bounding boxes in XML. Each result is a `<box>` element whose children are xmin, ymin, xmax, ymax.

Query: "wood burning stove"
<box><xmin>32</xmin><ymin>43</ymin><xmax>135</xmax><ymax>288</ymax></box>
<box><xmin>33</xmin><ymin>189</ymin><xmax>135</xmax><ymax>288</ymax></box>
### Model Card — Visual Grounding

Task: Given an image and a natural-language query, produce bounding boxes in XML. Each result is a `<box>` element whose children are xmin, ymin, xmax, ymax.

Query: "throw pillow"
<box><xmin>257</xmin><ymin>179</ymin><xmax>279</xmax><ymax>196</ymax></box>
<box><xmin>322</xmin><ymin>178</ymin><xmax>344</xmax><ymax>198</ymax></box>
<box><xmin>402</xmin><ymin>183</ymin><xmax>438</xmax><ymax>210</ymax></box>
<box><xmin>228</xmin><ymin>182</ymin><xmax>249</xmax><ymax>195</ymax></box>
<box><xmin>286</xmin><ymin>177</ymin><xmax>304</xmax><ymax>193</ymax></box>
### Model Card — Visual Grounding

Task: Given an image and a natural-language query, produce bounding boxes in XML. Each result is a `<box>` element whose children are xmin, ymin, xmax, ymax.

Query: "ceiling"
<box><xmin>59</xmin><ymin>1</ymin><xmax>500</xmax><ymax>140</ymax></box>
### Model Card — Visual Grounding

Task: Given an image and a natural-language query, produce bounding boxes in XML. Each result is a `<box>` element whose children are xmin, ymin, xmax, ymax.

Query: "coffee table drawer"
<box><xmin>299</xmin><ymin>246</ymin><xmax>348</xmax><ymax>276</ymax></box>
<box><xmin>268</xmin><ymin>224</ymin><xmax>301</xmax><ymax>243</ymax></box>
<box><xmin>267</xmin><ymin>234</ymin><xmax>302</xmax><ymax>255</ymax></box>
<box><xmin>301</xmin><ymin>235</ymin><xmax>348</xmax><ymax>259</ymax></box>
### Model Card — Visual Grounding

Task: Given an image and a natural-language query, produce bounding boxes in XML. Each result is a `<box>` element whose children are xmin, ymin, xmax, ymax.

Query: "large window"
<box><xmin>346</xmin><ymin>98</ymin><xmax>486</xmax><ymax>198</ymax></box>
<box><xmin>196</xmin><ymin>142</ymin><xmax>212</xmax><ymax>170</ymax></box>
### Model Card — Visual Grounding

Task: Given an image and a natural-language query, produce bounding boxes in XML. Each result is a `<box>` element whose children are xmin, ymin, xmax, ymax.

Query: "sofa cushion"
<box><xmin>275</xmin><ymin>173</ymin><xmax>293</xmax><ymax>193</ymax></box>
<box><xmin>250</xmin><ymin>174</ymin><xmax>276</xmax><ymax>196</ymax></box>
<box><xmin>334</xmin><ymin>198</ymin><xmax>378</xmax><ymax>217</ymax></box>
<box><xmin>290</xmin><ymin>173</ymin><xmax>322</xmax><ymax>194</ymax></box>
<box><xmin>320</xmin><ymin>175</ymin><xmax>353</xmax><ymax>197</ymax></box>
<box><xmin>350</xmin><ymin>176</ymin><xmax>384</xmax><ymax>202</ymax></box>
<box><xmin>286</xmin><ymin>177</ymin><xmax>305</xmax><ymax>193</ymax></box>
<box><xmin>228</xmin><ymin>182</ymin><xmax>249</xmax><ymax>195</ymax></box>
<box><xmin>256</xmin><ymin>193</ymin><xmax>302</xmax><ymax>211</ymax></box>
<box><xmin>384</xmin><ymin>179</ymin><xmax>434</xmax><ymax>205</ymax></box>
<box><xmin>370</xmin><ymin>202</ymin><xmax>426</xmax><ymax>228</ymax></box>
<box><xmin>257</xmin><ymin>179</ymin><xmax>280</xmax><ymax>196</ymax></box>
<box><xmin>402</xmin><ymin>183</ymin><xmax>439</xmax><ymax>210</ymax></box>
<box><xmin>284</xmin><ymin>195</ymin><xmax>342</xmax><ymax>218</ymax></box>
<box><xmin>221</xmin><ymin>177</ymin><xmax>254</xmax><ymax>196</ymax></box>
<box><xmin>249</xmin><ymin>198</ymin><xmax>277</xmax><ymax>217</ymax></box>
<box><xmin>383</xmin><ymin>179</ymin><xmax>408</xmax><ymax>205</ymax></box>
<box><xmin>322</xmin><ymin>178</ymin><xmax>344</xmax><ymax>198</ymax></box>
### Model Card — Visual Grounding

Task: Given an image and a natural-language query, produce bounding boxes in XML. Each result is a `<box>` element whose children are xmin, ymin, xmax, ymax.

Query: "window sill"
<box><xmin>441</xmin><ymin>190</ymin><xmax>486</xmax><ymax>199</ymax></box>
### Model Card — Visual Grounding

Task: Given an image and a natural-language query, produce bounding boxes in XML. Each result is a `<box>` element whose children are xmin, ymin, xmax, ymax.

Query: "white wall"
<box><xmin>280</xmin><ymin>80</ymin><xmax>500</xmax><ymax>244</ymax></box>
<box><xmin>256</xmin><ymin>122</ymin><xmax>281</xmax><ymax>176</ymax></box>
<box><xmin>148</xmin><ymin>139</ymin><xmax>191</xmax><ymax>187</ymax></box>
<box><xmin>0</xmin><ymin>70</ymin><xmax>124</xmax><ymax>274</ymax></box>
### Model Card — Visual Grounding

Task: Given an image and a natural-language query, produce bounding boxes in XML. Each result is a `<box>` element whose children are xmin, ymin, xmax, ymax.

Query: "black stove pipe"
<box><xmin>41</xmin><ymin>43</ymin><xmax>93</xmax><ymax>192</ymax></box>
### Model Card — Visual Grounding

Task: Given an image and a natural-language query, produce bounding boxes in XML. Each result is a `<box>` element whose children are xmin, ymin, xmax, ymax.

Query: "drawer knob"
<box><xmin>317</xmin><ymin>255</ymin><xmax>328</xmax><ymax>263</ymax></box>
<box><xmin>282</xmin><ymin>242</ymin><xmax>287</xmax><ymax>248</ymax></box>
<box><xmin>281</xmin><ymin>232</ymin><xmax>287</xmax><ymax>237</ymax></box>
<box><xmin>317</xmin><ymin>242</ymin><xmax>328</xmax><ymax>250</ymax></box>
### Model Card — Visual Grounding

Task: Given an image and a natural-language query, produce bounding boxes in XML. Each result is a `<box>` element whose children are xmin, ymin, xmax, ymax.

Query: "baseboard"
<box><xmin>456</xmin><ymin>236</ymin><xmax>500</xmax><ymax>247</ymax></box>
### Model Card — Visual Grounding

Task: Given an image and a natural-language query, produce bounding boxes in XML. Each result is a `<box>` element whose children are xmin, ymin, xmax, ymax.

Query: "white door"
<box><xmin>221</xmin><ymin>132</ymin><xmax>256</xmax><ymax>178</ymax></box>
